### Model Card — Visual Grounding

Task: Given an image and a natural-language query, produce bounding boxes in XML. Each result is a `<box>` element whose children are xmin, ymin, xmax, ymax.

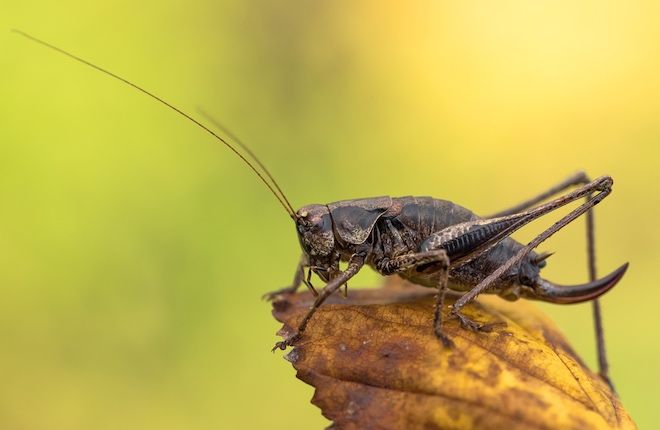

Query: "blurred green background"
<box><xmin>2</xmin><ymin>1</ymin><xmax>659</xmax><ymax>428</ymax></box>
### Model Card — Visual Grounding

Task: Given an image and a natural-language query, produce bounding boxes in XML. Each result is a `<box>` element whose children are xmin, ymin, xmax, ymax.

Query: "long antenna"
<box><xmin>196</xmin><ymin>108</ymin><xmax>295</xmax><ymax>215</ymax></box>
<box><xmin>13</xmin><ymin>29</ymin><xmax>296</xmax><ymax>219</ymax></box>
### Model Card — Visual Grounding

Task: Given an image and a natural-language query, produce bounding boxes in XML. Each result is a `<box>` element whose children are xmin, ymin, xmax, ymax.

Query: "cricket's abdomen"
<box><xmin>372</xmin><ymin>196</ymin><xmax>543</xmax><ymax>297</ymax></box>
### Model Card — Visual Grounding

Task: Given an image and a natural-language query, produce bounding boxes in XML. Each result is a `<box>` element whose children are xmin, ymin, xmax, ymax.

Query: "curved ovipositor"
<box><xmin>528</xmin><ymin>263</ymin><xmax>629</xmax><ymax>304</ymax></box>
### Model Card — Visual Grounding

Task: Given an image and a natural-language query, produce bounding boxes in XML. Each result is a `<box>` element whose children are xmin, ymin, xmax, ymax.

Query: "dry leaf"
<box><xmin>271</xmin><ymin>278</ymin><xmax>636</xmax><ymax>430</ymax></box>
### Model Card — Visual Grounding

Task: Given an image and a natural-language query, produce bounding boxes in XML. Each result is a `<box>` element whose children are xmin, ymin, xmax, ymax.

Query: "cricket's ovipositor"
<box><xmin>15</xmin><ymin>31</ymin><xmax>628</xmax><ymax>387</ymax></box>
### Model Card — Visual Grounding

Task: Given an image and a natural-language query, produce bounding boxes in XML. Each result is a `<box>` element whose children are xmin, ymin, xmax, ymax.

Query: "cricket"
<box><xmin>15</xmin><ymin>30</ymin><xmax>628</xmax><ymax>388</ymax></box>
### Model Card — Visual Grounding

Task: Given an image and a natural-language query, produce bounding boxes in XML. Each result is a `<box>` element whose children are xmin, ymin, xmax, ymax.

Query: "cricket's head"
<box><xmin>295</xmin><ymin>205</ymin><xmax>335</xmax><ymax>258</ymax></box>
<box><xmin>294</xmin><ymin>204</ymin><xmax>339</xmax><ymax>282</ymax></box>
<box><xmin>294</xmin><ymin>196</ymin><xmax>393</xmax><ymax>268</ymax></box>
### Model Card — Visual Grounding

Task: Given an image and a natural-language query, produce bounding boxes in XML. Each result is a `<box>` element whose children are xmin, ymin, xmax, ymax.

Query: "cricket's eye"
<box><xmin>296</xmin><ymin>217</ymin><xmax>318</xmax><ymax>234</ymax></box>
<box><xmin>310</xmin><ymin>218</ymin><xmax>323</xmax><ymax>230</ymax></box>
<box><xmin>310</xmin><ymin>215</ymin><xmax>332</xmax><ymax>235</ymax></box>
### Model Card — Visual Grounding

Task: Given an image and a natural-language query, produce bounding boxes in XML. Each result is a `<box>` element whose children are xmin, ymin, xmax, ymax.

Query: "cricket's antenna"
<box><xmin>196</xmin><ymin>108</ymin><xmax>296</xmax><ymax>216</ymax></box>
<box><xmin>13</xmin><ymin>29</ymin><xmax>296</xmax><ymax>218</ymax></box>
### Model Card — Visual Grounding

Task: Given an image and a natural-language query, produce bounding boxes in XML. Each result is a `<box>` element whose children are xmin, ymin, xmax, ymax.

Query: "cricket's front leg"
<box><xmin>262</xmin><ymin>255</ymin><xmax>316</xmax><ymax>301</ymax></box>
<box><xmin>272</xmin><ymin>253</ymin><xmax>365</xmax><ymax>351</ymax></box>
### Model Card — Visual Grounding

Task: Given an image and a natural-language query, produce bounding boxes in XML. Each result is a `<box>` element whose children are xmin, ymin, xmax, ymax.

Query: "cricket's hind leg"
<box><xmin>375</xmin><ymin>176</ymin><xmax>611</xmax><ymax>347</ymax></box>
<box><xmin>486</xmin><ymin>171</ymin><xmax>614</xmax><ymax>389</ymax></box>
<box><xmin>485</xmin><ymin>171</ymin><xmax>590</xmax><ymax>218</ymax></box>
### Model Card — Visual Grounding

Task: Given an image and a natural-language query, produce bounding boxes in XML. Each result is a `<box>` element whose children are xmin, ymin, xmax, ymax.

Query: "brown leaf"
<box><xmin>271</xmin><ymin>278</ymin><xmax>636</xmax><ymax>430</ymax></box>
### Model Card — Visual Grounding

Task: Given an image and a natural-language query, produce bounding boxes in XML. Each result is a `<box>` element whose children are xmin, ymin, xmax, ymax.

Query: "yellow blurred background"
<box><xmin>2</xmin><ymin>1</ymin><xmax>659</xmax><ymax>428</ymax></box>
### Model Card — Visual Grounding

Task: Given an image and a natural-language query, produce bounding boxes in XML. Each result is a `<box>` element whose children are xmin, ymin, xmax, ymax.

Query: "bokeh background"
<box><xmin>2</xmin><ymin>1</ymin><xmax>659</xmax><ymax>428</ymax></box>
